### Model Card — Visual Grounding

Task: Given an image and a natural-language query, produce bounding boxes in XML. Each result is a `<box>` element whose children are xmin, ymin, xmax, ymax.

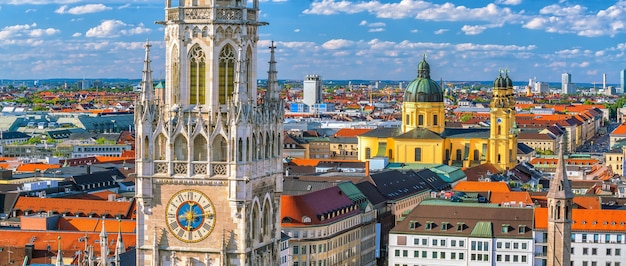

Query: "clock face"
<box><xmin>166</xmin><ymin>189</ymin><xmax>216</xmax><ymax>243</ymax></box>
<box><xmin>496</xmin><ymin>118</ymin><xmax>503</xmax><ymax>124</ymax></box>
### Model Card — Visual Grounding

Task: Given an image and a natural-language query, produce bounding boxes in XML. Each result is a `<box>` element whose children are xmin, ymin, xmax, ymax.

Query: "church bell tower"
<box><xmin>488</xmin><ymin>71</ymin><xmax>517</xmax><ymax>171</ymax></box>
<box><xmin>135</xmin><ymin>1</ymin><xmax>284</xmax><ymax>265</ymax></box>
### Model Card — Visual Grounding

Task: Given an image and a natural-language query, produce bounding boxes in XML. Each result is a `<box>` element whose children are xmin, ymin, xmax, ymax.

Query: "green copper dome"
<box><xmin>403</xmin><ymin>56</ymin><xmax>443</xmax><ymax>103</ymax></box>
<box><xmin>494</xmin><ymin>70</ymin><xmax>513</xmax><ymax>88</ymax></box>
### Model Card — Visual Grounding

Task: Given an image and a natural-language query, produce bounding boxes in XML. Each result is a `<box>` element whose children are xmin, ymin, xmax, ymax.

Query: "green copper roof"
<box><xmin>471</xmin><ymin>221</ymin><xmax>493</xmax><ymax>238</ymax></box>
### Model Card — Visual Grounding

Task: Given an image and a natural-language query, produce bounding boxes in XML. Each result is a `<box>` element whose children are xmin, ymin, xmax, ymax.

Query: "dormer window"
<box><xmin>302</xmin><ymin>216</ymin><xmax>311</xmax><ymax>223</ymax></box>
<box><xmin>441</xmin><ymin>222</ymin><xmax>449</xmax><ymax>231</ymax></box>
<box><xmin>409</xmin><ymin>220</ymin><xmax>418</xmax><ymax>230</ymax></box>
<box><xmin>518</xmin><ymin>225</ymin><xmax>526</xmax><ymax>234</ymax></box>
<box><xmin>501</xmin><ymin>224</ymin><xmax>510</xmax><ymax>233</ymax></box>
<box><xmin>425</xmin><ymin>221</ymin><xmax>434</xmax><ymax>230</ymax></box>
<box><xmin>456</xmin><ymin>222</ymin><xmax>465</xmax><ymax>231</ymax></box>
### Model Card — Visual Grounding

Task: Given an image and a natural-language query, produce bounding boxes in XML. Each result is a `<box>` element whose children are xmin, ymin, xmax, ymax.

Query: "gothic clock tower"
<box><xmin>135</xmin><ymin>1</ymin><xmax>283</xmax><ymax>265</ymax></box>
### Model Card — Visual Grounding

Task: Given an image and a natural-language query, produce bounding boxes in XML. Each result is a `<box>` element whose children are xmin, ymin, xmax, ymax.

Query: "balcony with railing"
<box><xmin>165</xmin><ymin>7</ymin><xmax>258</xmax><ymax>23</ymax></box>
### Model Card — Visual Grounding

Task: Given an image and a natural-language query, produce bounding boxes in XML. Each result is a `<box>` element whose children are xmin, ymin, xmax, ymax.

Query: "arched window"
<box><xmin>473</xmin><ymin>150</ymin><xmax>479</xmax><ymax>161</ymax></box>
<box><xmin>193</xmin><ymin>135</ymin><xmax>207</xmax><ymax>161</ymax></box>
<box><xmin>189</xmin><ymin>46</ymin><xmax>206</xmax><ymax>105</ymax></box>
<box><xmin>155</xmin><ymin>134</ymin><xmax>167</xmax><ymax>160</ymax></box>
<box><xmin>173</xmin><ymin>135</ymin><xmax>188</xmax><ymax>160</ymax></box>
<box><xmin>238</xmin><ymin>138</ymin><xmax>243</xmax><ymax>161</ymax></box>
<box><xmin>418</xmin><ymin>114</ymin><xmax>424</xmax><ymax>126</ymax></box>
<box><xmin>456</xmin><ymin>149</ymin><xmax>462</xmax><ymax>161</ymax></box>
<box><xmin>212</xmin><ymin>135</ymin><xmax>227</xmax><ymax>162</ymax></box>
<box><xmin>143</xmin><ymin>136</ymin><xmax>150</xmax><ymax>159</ymax></box>
<box><xmin>414</xmin><ymin>148</ymin><xmax>422</xmax><ymax>162</ymax></box>
<box><xmin>246</xmin><ymin>47</ymin><xmax>253</xmax><ymax>98</ymax></box>
<box><xmin>433</xmin><ymin>114</ymin><xmax>438</xmax><ymax>126</ymax></box>
<box><xmin>219</xmin><ymin>45</ymin><xmax>236</xmax><ymax>104</ymax></box>
<box><xmin>171</xmin><ymin>46</ymin><xmax>180</xmax><ymax>104</ymax></box>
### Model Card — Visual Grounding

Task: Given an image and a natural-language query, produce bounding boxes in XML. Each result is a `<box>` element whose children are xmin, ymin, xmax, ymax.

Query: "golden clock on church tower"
<box><xmin>166</xmin><ymin>189</ymin><xmax>216</xmax><ymax>243</ymax></box>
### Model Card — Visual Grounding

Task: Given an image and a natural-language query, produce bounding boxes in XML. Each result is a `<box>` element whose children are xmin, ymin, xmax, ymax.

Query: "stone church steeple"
<box><xmin>547</xmin><ymin>140</ymin><xmax>574</xmax><ymax>266</ymax></box>
<box><xmin>135</xmin><ymin>1</ymin><xmax>283</xmax><ymax>265</ymax></box>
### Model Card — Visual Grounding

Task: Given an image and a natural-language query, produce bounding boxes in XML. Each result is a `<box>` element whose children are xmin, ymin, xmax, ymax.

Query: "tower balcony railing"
<box><xmin>155</xmin><ymin>160</ymin><xmax>168</xmax><ymax>174</ymax></box>
<box><xmin>211</xmin><ymin>162</ymin><xmax>228</xmax><ymax>177</ymax></box>
<box><xmin>165</xmin><ymin>7</ymin><xmax>257</xmax><ymax>22</ymax></box>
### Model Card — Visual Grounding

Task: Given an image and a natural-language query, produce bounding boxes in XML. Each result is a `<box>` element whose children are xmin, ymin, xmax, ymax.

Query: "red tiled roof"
<box><xmin>281</xmin><ymin>186</ymin><xmax>358</xmax><ymax>227</ymax></box>
<box><xmin>489</xmin><ymin>191</ymin><xmax>533</xmax><ymax>206</ymax></box>
<box><xmin>333</xmin><ymin>128</ymin><xmax>373</xmax><ymax>137</ymax></box>
<box><xmin>611</xmin><ymin>123</ymin><xmax>626</xmax><ymax>135</ymax></box>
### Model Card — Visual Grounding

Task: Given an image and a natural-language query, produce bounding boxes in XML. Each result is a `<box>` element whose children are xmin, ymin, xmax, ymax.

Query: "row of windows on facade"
<box><xmin>573</xmin><ymin>247</ymin><xmax>622</xmax><ymax>256</ymax></box>
<box><xmin>291</xmin><ymin>230</ymin><xmax>361</xmax><ymax>254</ymax></box>
<box><xmin>407</xmin><ymin>221</ymin><xmax>526</xmax><ymax>234</ymax></box>
<box><xmin>292</xmin><ymin>246</ymin><xmax>358</xmax><ymax>265</ymax></box>
<box><xmin>578</xmin><ymin>262</ymin><xmax>621</xmax><ymax>266</ymax></box>
<box><xmin>405</xmin><ymin>114</ymin><xmax>439</xmax><ymax>126</ymax></box>
<box><xmin>394</xmin><ymin>249</ymin><xmax>467</xmax><ymax>261</ymax></box>
<box><xmin>574</xmin><ymin>233</ymin><xmax>624</xmax><ymax>243</ymax></box>
<box><xmin>405</xmin><ymin>238</ymin><xmax>530</xmax><ymax>251</ymax></box>
<box><xmin>364</xmin><ymin>145</ymin><xmax>512</xmax><ymax>163</ymax></box>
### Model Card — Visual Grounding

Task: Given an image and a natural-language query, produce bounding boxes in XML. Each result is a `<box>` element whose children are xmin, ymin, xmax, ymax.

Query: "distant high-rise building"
<box><xmin>303</xmin><ymin>74</ymin><xmax>322</xmax><ymax>111</ymax></box>
<box><xmin>561</xmin><ymin>73</ymin><xmax>576</xmax><ymax>94</ymax></box>
<box><xmin>616</xmin><ymin>69</ymin><xmax>626</xmax><ymax>94</ymax></box>
<box><xmin>535</xmin><ymin>81</ymin><xmax>550</xmax><ymax>94</ymax></box>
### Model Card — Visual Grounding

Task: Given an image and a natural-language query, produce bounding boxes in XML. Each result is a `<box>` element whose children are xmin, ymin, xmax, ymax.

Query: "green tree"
<box><xmin>460</xmin><ymin>113</ymin><xmax>473</xmax><ymax>122</ymax></box>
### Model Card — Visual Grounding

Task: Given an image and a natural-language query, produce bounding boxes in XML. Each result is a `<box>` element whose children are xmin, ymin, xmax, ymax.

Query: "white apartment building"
<box><xmin>389</xmin><ymin>201</ymin><xmax>534</xmax><ymax>266</ymax></box>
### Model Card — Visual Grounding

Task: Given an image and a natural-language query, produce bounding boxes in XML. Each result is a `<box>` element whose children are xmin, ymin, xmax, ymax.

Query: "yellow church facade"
<box><xmin>358</xmin><ymin>57</ymin><xmax>518</xmax><ymax>171</ymax></box>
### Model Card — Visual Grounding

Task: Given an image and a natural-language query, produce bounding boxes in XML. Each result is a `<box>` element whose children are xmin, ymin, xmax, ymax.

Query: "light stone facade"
<box><xmin>135</xmin><ymin>0</ymin><xmax>283</xmax><ymax>265</ymax></box>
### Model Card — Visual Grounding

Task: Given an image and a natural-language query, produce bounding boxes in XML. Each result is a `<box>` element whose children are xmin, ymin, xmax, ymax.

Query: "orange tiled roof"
<box><xmin>535</xmin><ymin>208</ymin><xmax>626</xmax><ymax>231</ymax></box>
<box><xmin>334</xmin><ymin>128</ymin><xmax>373</xmax><ymax>137</ymax></box>
<box><xmin>57</xmin><ymin>217</ymin><xmax>136</xmax><ymax>233</ymax></box>
<box><xmin>0</xmin><ymin>228</ymin><xmax>135</xmax><ymax>254</ymax></box>
<box><xmin>14</xmin><ymin>197</ymin><xmax>133</xmax><ymax>218</ymax></box>
<box><xmin>453</xmin><ymin>181</ymin><xmax>511</xmax><ymax>193</ymax></box>
<box><xmin>15</xmin><ymin>163</ymin><xmax>61</xmax><ymax>172</ymax></box>
<box><xmin>489</xmin><ymin>191</ymin><xmax>533</xmax><ymax>205</ymax></box>
<box><xmin>611</xmin><ymin>123</ymin><xmax>626</xmax><ymax>135</ymax></box>
<box><xmin>573</xmin><ymin>196</ymin><xmax>601</xmax><ymax>209</ymax></box>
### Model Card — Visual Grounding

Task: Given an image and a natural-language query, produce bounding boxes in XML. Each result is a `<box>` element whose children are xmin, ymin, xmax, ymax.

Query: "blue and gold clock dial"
<box><xmin>166</xmin><ymin>189</ymin><xmax>216</xmax><ymax>243</ymax></box>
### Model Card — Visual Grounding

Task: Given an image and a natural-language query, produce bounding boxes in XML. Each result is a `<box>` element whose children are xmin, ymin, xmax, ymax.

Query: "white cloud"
<box><xmin>322</xmin><ymin>39</ymin><xmax>353</xmax><ymax>50</ymax></box>
<box><xmin>118</xmin><ymin>3</ymin><xmax>132</xmax><ymax>9</ymax></box>
<box><xmin>56</xmin><ymin>4</ymin><xmax>111</xmax><ymax>15</ymax></box>
<box><xmin>369</xmin><ymin>28</ymin><xmax>384</xmax><ymax>33</ymax></box>
<box><xmin>434</xmin><ymin>29</ymin><xmax>448</xmax><ymax>34</ymax></box>
<box><xmin>293</xmin><ymin>29</ymin><xmax>300</xmax><ymax>33</ymax></box>
<box><xmin>7</xmin><ymin>0</ymin><xmax>80</xmax><ymax>5</ymax></box>
<box><xmin>29</xmin><ymin>28</ymin><xmax>60</xmax><ymax>37</ymax></box>
<box><xmin>72</xmin><ymin>32</ymin><xmax>82</xmax><ymax>37</ymax></box>
<box><xmin>496</xmin><ymin>0</ymin><xmax>522</xmax><ymax>5</ymax></box>
<box><xmin>85</xmin><ymin>20</ymin><xmax>151</xmax><ymax>38</ymax></box>
<box><xmin>461</xmin><ymin>25</ymin><xmax>487</xmax><ymax>35</ymax></box>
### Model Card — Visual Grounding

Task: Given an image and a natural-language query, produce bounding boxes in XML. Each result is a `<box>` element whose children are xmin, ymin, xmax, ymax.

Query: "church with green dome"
<box><xmin>357</xmin><ymin>56</ymin><xmax>518</xmax><ymax>171</ymax></box>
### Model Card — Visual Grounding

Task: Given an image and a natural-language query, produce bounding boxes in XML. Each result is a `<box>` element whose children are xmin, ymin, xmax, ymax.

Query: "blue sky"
<box><xmin>1</xmin><ymin>0</ymin><xmax>626</xmax><ymax>83</ymax></box>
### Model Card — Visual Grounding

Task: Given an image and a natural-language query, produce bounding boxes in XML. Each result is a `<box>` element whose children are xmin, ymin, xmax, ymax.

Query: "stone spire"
<box><xmin>99</xmin><ymin>219</ymin><xmax>108</xmax><ymax>266</ymax></box>
<box><xmin>547</xmin><ymin>139</ymin><xmax>574</xmax><ymax>199</ymax></box>
<box><xmin>55</xmin><ymin>236</ymin><xmax>64</xmax><ymax>266</ymax></box>
<box><xmin>114</xmin><ymin>219</ymin><xmax>125</xmax><ymax>265</ymax></box>
<box><xmin>264</xmin><ymin>41</ymin><xmax>279</xmax><ymax>102</ymax></box>
<box><xmin>141</xmin><ymin>40</ymin><xmax>154</xmax><ymax>103</ymax></box>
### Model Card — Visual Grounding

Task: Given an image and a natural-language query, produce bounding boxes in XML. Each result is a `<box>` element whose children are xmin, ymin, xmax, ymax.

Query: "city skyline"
<box><xmin>1</xmin><ymin>0</ymin><xmax>626</xmax><ymax>83</ymax></box>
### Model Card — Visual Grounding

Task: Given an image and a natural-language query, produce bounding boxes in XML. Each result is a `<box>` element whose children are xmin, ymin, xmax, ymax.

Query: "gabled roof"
<box><xmin>463</xmin><ymin>163</ymin><xmax>500</xmax><ymax>181</ymax></box>
<box><xmin>440</xmin><ymin>128</ymin><xmax>490</xmax><ymax>139</ymax></box>
<box><xmin>358</xmin><ymin>127</ymin><xmax>400</xmax><ymax>138</ymax></box>
<box><xmin>396</xmin><ymin>128</ymin><xmax>443</xmax><ymax>140</ymax></box>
